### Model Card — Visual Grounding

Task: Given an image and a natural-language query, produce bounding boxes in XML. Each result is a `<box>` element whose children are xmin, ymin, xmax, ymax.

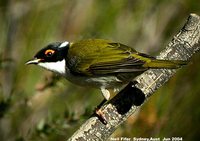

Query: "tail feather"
<box><xmin>144</xmin><ymin>59</ymin><xmax>188</xmax><ymax>69</ymax></box>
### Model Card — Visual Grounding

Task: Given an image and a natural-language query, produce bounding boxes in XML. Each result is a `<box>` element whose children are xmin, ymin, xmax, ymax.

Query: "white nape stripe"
<box><xmin>59</xmin><ymin>41</ymin><xmax>69</xmax><ymax>48</ymax></box>
<box><xmin>38</xmin><ymin>59</ymin><xmax>66</xmax><ymax>75</ymax></box>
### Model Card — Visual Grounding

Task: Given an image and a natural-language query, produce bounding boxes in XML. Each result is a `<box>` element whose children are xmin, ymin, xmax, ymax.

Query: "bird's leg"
<box><xmin>101</xmin><ymin>87</ymin><xmax>110</xmax><ymax>101</ymax></box>
<box><xmin>95</xmin><ymin>98</ymin><xmax>107</xmax><ymax>124</ymax></box>
<box><xmin>94</xmin><ymin>88</ymin><xmax>110</xmax><ymax>124</ymax></box>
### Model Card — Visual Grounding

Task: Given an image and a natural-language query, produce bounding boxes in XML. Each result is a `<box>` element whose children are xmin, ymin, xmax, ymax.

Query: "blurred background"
<box><xmin>0</xmin><ymin>0</ymin><xmax>200</xmax><ymax>140</ymax></box>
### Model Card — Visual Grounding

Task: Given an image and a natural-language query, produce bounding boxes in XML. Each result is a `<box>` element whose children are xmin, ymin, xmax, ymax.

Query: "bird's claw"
<box><xmin>95</xmin><ymin>108</ymin><xmax>108</xmax><ymax>125</ymax></box>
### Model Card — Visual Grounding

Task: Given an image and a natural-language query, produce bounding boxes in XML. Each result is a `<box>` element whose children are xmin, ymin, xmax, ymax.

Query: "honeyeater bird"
<box><xmin>26</xmin><ymin>39</ymin><xmax>187</xmax><ymax>121</ymax></box>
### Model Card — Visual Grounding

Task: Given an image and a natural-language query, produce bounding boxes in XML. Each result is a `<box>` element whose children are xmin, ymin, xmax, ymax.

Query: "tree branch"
<box><xmin>68</xmin><ymin>13</ymin><xmax>200</xmax><ymax>141</ymax></box>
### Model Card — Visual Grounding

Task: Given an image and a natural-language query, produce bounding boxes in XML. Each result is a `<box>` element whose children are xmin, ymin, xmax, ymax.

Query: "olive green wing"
<box><xmin>67</xmin><ymin>39</ymin><xmax>152</xmax><ymax>76</ymax></box>
<box><xmin>89</xmin><ymin>58</ymin><xmax>146</xmax><ymax>75</ymax></box>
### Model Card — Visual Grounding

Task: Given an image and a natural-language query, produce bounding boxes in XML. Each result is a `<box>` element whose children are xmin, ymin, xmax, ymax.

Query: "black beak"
<box><xmin>25</xmin><ymin>58</ymin><xmax>42</xmax><ymax>65</ymax></box>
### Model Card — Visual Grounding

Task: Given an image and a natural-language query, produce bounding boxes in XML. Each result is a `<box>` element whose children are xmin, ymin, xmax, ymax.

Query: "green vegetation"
<box><xmin>0</xmin><ymin>0</ymin><xmax>199</xmax><ymax>140</ymax></box>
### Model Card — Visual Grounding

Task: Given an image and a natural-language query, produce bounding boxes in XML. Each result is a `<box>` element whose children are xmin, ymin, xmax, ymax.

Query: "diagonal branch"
<box><xmin>68</xmin><ymin>13</ymin><xmax>200</xmax><ymax>141</ymax></box>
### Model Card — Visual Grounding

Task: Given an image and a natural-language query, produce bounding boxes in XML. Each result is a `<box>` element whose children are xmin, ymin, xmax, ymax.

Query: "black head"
<box><xmin>26</xmin><ymin>41</ymin><xmax>69</xmax><ymax>65</ymax></box>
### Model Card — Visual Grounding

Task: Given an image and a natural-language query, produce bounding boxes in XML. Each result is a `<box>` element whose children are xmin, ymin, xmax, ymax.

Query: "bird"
<box><xmin>26</xmin><ymin>39</ymin><xmax>188</xmax><ymax>123</ymax></box>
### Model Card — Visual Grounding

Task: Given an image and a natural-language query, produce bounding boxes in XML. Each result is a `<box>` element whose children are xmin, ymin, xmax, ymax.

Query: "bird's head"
<box><xmin>26</xmin><ymin>41</ymin><xmax>69</xmax><ymax>75</ymax></box>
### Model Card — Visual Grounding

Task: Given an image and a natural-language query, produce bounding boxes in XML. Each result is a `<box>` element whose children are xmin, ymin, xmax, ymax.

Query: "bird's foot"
<box><xmin>94</xmin><ymin>98</ymin><xmax>108</xmax><ymax>124</ymax></box>
<box><xmin>95</xmin><ymin>107</ymin><xmax>107</xmax><ymax>125</ymax></box>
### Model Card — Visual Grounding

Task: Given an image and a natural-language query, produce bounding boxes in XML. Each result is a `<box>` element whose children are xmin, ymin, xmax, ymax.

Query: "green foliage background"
<box><xmin>0</xmin><ymin>0</ymin><xmax>200</xmax><ymax>140</ymax></box>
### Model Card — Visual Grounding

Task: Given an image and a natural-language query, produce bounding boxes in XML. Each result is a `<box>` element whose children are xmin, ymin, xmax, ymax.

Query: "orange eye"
<box><xmin>45</xmin><ymin>49</ymin><xmax>55</xmax><ymax>57</ymax></box>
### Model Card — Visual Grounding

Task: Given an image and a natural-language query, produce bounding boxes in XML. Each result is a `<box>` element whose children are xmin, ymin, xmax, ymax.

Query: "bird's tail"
<box><xmin>144</xmin><ymin>59</ymin><xmax>188</xmax><ymax>69</ymax></box>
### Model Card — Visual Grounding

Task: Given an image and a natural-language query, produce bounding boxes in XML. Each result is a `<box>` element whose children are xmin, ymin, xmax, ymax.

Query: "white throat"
<box><xmin>38</xmin><ymin>59</ymin><xmax>66</xmax><ymax>75</ymax></box>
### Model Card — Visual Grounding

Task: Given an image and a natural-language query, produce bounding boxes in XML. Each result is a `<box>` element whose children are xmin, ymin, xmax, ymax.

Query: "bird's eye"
<box><xmin>45</xmin><ymin>49</ymin><xmax>55</xmax><ymax>57</ymax></box>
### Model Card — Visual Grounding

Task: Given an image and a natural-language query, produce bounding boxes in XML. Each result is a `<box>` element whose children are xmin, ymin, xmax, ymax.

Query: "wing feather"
<box><xmin>67</xmin><ymin>39</ymin><xmax>150</xmax><ymax>76</ymax></box>
<box><xmin>89</xmin><ymin>58</ymin><xmax>147</xmax><ymax>74</ymax></box>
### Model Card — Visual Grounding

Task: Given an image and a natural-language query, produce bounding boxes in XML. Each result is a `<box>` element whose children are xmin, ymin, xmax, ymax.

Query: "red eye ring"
<box><xmin>45</xmin><ymin>49</ymin><xmax>55</xmax><ymax>57</ymax></box>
